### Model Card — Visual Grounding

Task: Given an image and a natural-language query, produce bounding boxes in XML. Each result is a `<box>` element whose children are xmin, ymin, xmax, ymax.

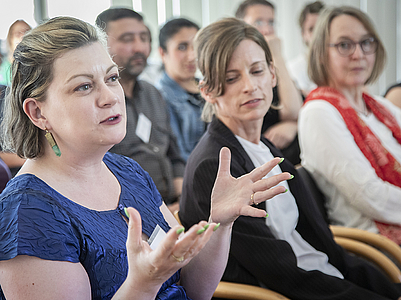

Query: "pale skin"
<box><xmin>201</xmin><ymin>39</ymin><xmax>277</xmax><ymax>145</ymax></box>
<box><xmin>0</xmin><ymin>41</ymin><xmax>291</xmax><ymax>300</ymax></box>
<box><xmin>327</xmin><ymin>15</ymin><xmax>376</xmax><ymax>111</ymax></box>
<box><xmin>243</xmin><ymin>4</ymin><xmax>302</xmax><ymax>149</ymax></box>
<box><xmin>159</xmin><ymin>26</ymin><xmax>199</xmax><ymax>94</ymax></box>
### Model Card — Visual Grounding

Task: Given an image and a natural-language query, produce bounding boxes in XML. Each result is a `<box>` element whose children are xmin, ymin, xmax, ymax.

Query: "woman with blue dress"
<box><xmin>0</xmin><ymin>16</ymin><xmax>290</xmax><ymax>300</ymax></box>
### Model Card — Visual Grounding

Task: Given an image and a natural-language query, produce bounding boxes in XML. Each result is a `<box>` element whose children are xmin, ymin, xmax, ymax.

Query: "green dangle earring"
<box><xmin>45</xmin><ymin>128</ymin><xmax>61</xmax><ymax>157</ymax></box>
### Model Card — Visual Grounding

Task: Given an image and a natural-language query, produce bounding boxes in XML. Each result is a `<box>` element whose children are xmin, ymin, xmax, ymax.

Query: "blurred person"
<box><xmin>287</xmin><ymin>1</ymin><xmax>324</xmax><ymax>97</ymax></box>
<box><xmin>0</xmin><ymin>20</ymin><xmax>30</xmax><ymax>174</ymax></box>
<box><xmin>0</xmin><ymin>19</ymin><xmax>31</xmax><ymax>86</ymax></box>
<box><xmin>155</xmin><ymin>18</ymin><xmax>206</xmax><ymax>161</ymax></box>
<box><xmin>236</xmin><ymin>0</ymin><xmax>303</xmax><ymax>165</ymax></box>
<box><xmin>384</xmin><ymin>82</ymin><xmax>401</xmax><ymax>109</ymax></box>
<box><xmin>96</xmin><ymin>8</ymin><xmax>185</xmax><ymax>213</ymax></box>
<box><xmin>0</xmin><ymin>16</ymin><xmax>288</xmax><ymax>300</ymax></box>
<box><xmin>299</xmin><ymin>7</ymin><xmax>401</xmax><ymax>244</ymax></box>
<box><xmin>180</xmin><ymin>17</ymin><xmax>401</xmax><ymax>300</ymax></box>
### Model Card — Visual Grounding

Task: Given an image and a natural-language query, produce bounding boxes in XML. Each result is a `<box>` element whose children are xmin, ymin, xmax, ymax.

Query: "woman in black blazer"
<box><xmin>179</xmin><ymin>17</ymin><xmax>401</xmax><ymax>300</ymax></box>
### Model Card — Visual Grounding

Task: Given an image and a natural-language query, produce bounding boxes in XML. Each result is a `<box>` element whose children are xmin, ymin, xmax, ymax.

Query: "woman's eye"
<box><xmin>75</xmin><ymin>84</ymin><xmax>91</xmax><ymax>92</ymax></box>
<box><xmin>339</xmin><ymin>42</ymin><xmax>351</xmax><ymax>50</ymax></box>
<box><xmin>252</xmin><ymin>69</ymin><xmax>263</xmax><ymax>75</ymax></box>
<box><xmin>108</xmin><ymin>75</ymin><xmax>120</xmax><ymax>82</ymax></box>
<box><xmin>226</xmin><ymin>77</ymin><xmax>236</xmax><ymax>83</ymax></box>
<box><xmin>178</xmin><ymin>44</ymin><xmax>187</xmax><ymax>51</ymax></box>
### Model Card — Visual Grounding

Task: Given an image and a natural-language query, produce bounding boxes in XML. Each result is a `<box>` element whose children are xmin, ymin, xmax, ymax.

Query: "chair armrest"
<box><xmin>213</xmin><ymin>281</ymin><xmax>290</xmax><ymax>300</ymax></box>
<box><xmin>330</xmin><ymin>225</ymin><xmax>401</xmax><ymax>267</ymax></box>
<box><xmin>334</xmin><ymin>236</ymin><xmax>401</xmax><ymax>283</ymax></box>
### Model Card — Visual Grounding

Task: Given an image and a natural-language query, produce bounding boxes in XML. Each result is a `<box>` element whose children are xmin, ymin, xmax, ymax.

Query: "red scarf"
<box><xmin>306</xmin><ymin>87</ymin><xmax>401</xmax><ymax>244</ymax></box>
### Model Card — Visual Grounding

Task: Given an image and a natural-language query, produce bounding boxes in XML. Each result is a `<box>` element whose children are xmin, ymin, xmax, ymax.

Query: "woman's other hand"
<box><xmin>209</xmin><ymin>147</ymin><xmax>291</xmax><ymax>226</ymax></box>
<box><xmin>121</xmin><ymin>207</ymin><xmax>217</xmax><ymax>298</ymax></box>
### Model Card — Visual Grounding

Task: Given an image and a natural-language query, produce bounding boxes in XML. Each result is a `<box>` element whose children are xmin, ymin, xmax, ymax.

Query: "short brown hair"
<box><xmin>196</xmin><ymin>18</ymin><xmax>273</xmax><ymax>122</ymax></box>
<box><xmin>1</xmin><ymin>16</ymin><xmax>107</xmax><ymax>158</ymax></box>
<box><xmin>308</xmin><ymin>6</ymin><xmax>386</xmax><ymax>87</ymax></box>
<box><xmin>235</xmin><ymin>0</ymin><xmax>275</xmax><ymax>19</ymax></box>
<box><xmin>299</xmin><ymin>1</ymin><xmax>324</xmax><ymax>30</ymax></box>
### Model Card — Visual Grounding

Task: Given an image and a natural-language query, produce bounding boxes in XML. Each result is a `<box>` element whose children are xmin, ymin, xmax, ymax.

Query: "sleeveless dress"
<box><xmin>0</xmin><ymin>152</ymin><xmax>190</xmax><ymax>299</ymax></box>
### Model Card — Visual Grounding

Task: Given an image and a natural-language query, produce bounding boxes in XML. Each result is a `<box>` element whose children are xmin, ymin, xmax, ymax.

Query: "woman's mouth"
<box><xmin>101</xmin><ymin>114</ymin><xmax>121</xmax><ymax>124</ymax></box>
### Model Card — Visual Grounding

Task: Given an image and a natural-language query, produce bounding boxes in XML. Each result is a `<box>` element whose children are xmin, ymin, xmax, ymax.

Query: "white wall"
<box><xmin>113</xmin><ymin>0</ymin><xmax>398</xmax><ymax>95</ymax></box>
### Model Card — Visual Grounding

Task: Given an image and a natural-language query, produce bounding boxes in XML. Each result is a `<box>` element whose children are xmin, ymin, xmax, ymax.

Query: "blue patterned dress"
<box><xmin>0</xmin><ymin>152</ymin><xmax>189</xmax><ymax>299</ymax></box>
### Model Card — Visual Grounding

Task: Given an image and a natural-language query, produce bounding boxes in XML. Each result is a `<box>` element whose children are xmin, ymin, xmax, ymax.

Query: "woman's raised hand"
<box><xmin>122</xmin><ymin>207</ymin><xmax>217</xmax><ymax>298</ymax></box>
<box><xmin>209</xmin><ymin>147</ymin><xmax>291</xmax><ymax>226</ymax></box>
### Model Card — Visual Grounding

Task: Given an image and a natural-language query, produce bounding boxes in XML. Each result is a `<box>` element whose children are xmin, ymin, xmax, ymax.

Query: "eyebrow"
<box><xmin>66</xmin><ymin>64</ymin><xmax>118</xmax><ymax>83</ymax></box>
<box><xmin>335</xmin><ymin>33</ymin><xmax>372</xmax><ymax>40</ymax></box>
<box><xmin>118</xmin><ymin>31</ymin><xmax>149</xmax><ymax>40</ymax></box>
<box><xmin>226</xmin><ymin>60</ymin><xmax>265</xmax><ymax>73</ymax></box>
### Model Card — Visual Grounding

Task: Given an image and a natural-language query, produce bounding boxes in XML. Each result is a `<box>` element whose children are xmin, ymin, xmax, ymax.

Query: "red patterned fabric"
<box><xmin>306</xmin><ymin>87</ymin><xmax>401</xmax><ymax>244</ymax></box>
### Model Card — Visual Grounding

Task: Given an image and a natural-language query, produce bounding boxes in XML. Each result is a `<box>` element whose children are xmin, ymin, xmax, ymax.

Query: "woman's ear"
<box><xmin>159</xmin><ymin>47</ymin><xmax>166</xmax><ymax>64</ymax></box>
<box><xmin>199</xmin><ymin>80</ymin><xmax>217</xmax><ymax>104</ymax></box>
<box><xmin>23</xmin><ymin>98</ymin><xmax>47</xmax><ymax>130</ymax></box>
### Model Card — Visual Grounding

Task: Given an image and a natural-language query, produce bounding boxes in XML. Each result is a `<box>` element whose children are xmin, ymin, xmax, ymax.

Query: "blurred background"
<box><xmin>1</xmin><ymin>0</ymin><xmax>399</xmax><ymax>95</ymax></box>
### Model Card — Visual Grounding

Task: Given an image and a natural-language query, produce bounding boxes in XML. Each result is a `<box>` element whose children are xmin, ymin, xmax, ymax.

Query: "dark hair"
<box><xmin>96</xmin><ymin>8</ymin><xmax>143</xmax><ymax>31</ymax></box>
<box><xmin>159</xmin><ymin>18</ymin><xmax>199</xmax><ymax>51</ymax></box>
<box><xmin>1</xmin><ymin>16</ymin><xmax>107</xmax><ymax>158</ymax></box>
<box><xmin>235</xmin><ymin>0</ymin><xmax>275</xmax><ymax>19</ymax></box>
<box><xmin>299</xmin><ymin>1</ymin><xmax>325</xmax><ymax>29</ymax></box>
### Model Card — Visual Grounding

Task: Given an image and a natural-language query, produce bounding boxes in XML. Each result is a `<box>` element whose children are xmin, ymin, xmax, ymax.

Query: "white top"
<box><xmin>287</xmin><ymin>53</ymin><xmax>317</xmax><ymax>95</ymax></box>
<box><xmin>298</xmin><ymin>96</ymin><xmax>401</xmax><ymax>233</ymax></box>
<box><xmin>236</xmin><ymin>135</ymin><xmax>343</xmax><ymax>278</ymax></box>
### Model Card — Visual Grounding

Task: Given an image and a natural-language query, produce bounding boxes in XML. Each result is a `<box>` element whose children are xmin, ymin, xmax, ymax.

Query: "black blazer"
<box><xmin>180</xmin><ymin>117</ymin><xmax>401</xmax><ymax>300</ymax></box>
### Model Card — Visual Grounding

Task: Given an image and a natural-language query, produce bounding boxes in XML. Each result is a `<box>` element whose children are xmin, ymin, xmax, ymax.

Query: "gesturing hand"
<box><xmin>123</xmin><ymin>207</ymin><xmax>218</xmax><ymax>298</ymax></box>
<box><xmin>209</xmin><ymin>147</ymin><xmax>291</xmax><ymax>226</ymax></box>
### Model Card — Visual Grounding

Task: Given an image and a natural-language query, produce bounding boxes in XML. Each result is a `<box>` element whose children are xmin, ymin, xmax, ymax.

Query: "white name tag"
<box><xmin>136</xmin><ymin>113</ymin><xmax>152</xmax><ymax>143</ymax></box>
<box><xmin>148</xmin><ymin>224</ymin><xmax>167</xmax><ymax>250</ymax></box>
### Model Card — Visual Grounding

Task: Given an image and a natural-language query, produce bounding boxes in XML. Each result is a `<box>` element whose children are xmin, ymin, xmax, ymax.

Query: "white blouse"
<box><xmin>236</xmin><ymin>135</ymin><xmax>343</xmax><ymax>279</ymax></box>
<box><xmin>298</xmin><ymin>96</ymin><xmax>401</xmax><ymax>233</ymax></box>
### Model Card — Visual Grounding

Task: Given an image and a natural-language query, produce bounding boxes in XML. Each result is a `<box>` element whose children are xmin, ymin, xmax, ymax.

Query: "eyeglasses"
<box><xmin>328</xmin><ymin>37</ymin><xmax>378</xmax><ymax>56</ymax></box>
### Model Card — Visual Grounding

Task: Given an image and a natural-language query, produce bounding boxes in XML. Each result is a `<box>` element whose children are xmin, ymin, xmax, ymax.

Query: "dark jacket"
<box><xmin>179</xmin><ymin>117</ymin><xmax>401</xmax><ymax>300</ymax></box>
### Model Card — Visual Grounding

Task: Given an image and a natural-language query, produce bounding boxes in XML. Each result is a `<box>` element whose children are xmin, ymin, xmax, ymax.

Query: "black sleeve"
<box><xmin>180</xmin><ymin>146</ymin><xmax>401</xmax><ymax>300</ymax></box>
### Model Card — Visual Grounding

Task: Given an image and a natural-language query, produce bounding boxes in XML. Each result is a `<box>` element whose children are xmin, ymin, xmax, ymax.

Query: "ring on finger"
<box><xmin>250</xmin><ymin>193</ymin><xmax>255</xmax><ymax>205</ymax></box>
<box><xmin>171</xmin><ymin>253</ymin><xmax>185</xmax><ymax>262</ymax></box>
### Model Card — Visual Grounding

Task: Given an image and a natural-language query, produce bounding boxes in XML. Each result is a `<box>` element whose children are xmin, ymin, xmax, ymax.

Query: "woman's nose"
<box><xmin>99</xmin><ymin>84</ymin><xmax>119</xmax><ymax>107</ymax></box>
<box><xmin>243</xmin><ymin>75</ymin><xmax>257</xmax><ymax>93</ymax></box>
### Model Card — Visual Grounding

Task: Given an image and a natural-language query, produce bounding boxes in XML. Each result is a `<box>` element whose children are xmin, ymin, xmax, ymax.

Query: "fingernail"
<box><xmin>176</xmin><ymin>227</ymin><xmax>185</xmax><ymax>235</ymax></box>
<box><xmin>213</xmin><ymin>223</ymin><xmax>221</xmax><ymax>231</ymax></box>
<box><xmin>283</xmin><ymin>189</ymin><xmax>288</xmax><ymax>193</ymax></box>
<box><xmin>264</xmin><ymin>212</ymin><xmax>269</xmax><ymax>218</ymax></box>
<box><xmin>289</xmin><ymin>175</ymin><xmax>294</xmax><ymax>180</ymax></box>
<box><xmin>203</xmin><ymin>224</ymin><xmax>210</xmax><ymax>230</ymax></box>
<box><xmin>197</xmin><ymin>228</ymin><xmax>206</xmax><ymax>235</ymax></box>
<box><xmin>124</xmin><ymin>207</ymin><xmax>129</xmax><ymax>218</ymax></box>
<box><xmin>279</xmin><ymin>158</ymin><xmax>284</xmax><ymax>164</ymax></box>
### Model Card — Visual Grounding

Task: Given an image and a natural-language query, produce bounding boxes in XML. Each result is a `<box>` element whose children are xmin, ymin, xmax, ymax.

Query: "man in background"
<box><xmin>96</xmin><ymin>8</ymin><xmax>185</xmax><ymax>212</ymax></box>
<box><xmin>236</xmin><ymin>0</ymin><xmax>303</xmax><ymax>165</ymax></box>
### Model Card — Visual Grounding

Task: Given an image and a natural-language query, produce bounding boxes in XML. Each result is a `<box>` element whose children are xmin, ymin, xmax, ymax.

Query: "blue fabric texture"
<box><xmin>0</xmin><ymin>152</ymin><xmax>189</xmax><ymax>300</ymax></box>
<box><xmin>156</xmin><ymin>72</ymin><xmax>205</xmax><ymax>161</ymax></box>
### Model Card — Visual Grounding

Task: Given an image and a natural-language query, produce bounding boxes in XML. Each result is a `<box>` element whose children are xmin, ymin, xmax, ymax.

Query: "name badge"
<box><xmin>148</xmin><ymin>224</ymin><xmax>167</xmax><ymax>250</ymax></box>
<box><xmin>136</xmin><ymin>113</ymin><xmax>152</xmax><ymax>143</ymax></box>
